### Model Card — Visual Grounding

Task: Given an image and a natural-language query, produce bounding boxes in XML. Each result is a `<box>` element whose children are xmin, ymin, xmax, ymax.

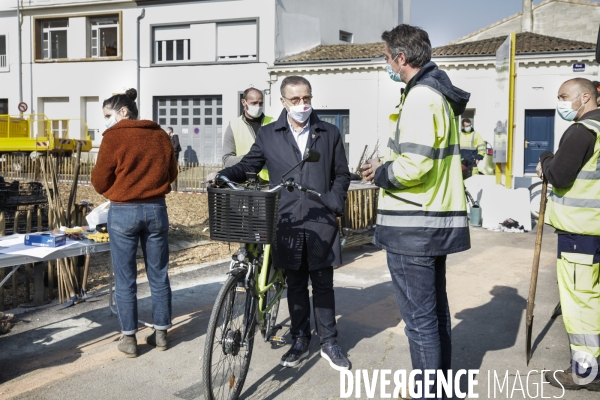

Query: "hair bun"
<box><xmin>125</xmin><ymin>88</ymin><xmax>138</xmax><ymax>101</ymax></box>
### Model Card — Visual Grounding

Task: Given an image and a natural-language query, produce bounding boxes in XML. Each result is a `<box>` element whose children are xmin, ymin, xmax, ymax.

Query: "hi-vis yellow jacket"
<box><xmin>225</xmin><ymin>115</ymin><xmax>274</xmax><ymax>181</ymax></box>
<box><xmin>373</xmin><ymin>83</ymin><xmax>470</xmax><ymax>256</ymax></box>
<box><xmin>546</xmin><ymin>118</ymin><xmax>600</xmax><ymax>235</ymax></box>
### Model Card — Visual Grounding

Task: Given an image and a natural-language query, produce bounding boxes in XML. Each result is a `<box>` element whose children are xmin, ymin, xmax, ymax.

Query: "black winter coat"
<box><xmin>219</xmin><ymin>110</ymin><xmax>351</xmax><ymax>270</ymax></box>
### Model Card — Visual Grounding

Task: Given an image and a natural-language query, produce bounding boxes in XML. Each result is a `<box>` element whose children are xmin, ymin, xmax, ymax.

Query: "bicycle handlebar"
<box><xmin>202</xmin><ymin>175</ymin><xmax>321</xmax><ymax>196</ymax></box>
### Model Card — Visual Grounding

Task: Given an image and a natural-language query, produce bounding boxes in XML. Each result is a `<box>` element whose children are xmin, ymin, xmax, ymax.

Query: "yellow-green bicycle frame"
<box><xmin>246</xmin><ymin>243</ymin><xmax>285</xmax><ymax>328</ymax></box>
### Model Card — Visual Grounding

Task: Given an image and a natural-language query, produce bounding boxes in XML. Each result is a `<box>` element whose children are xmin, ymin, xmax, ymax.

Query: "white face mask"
<box><xmin>105</xmin><ymin>108</ymin><xmax>123</xmax><ymax>129</ymax></box>
<box><xmin>105</xmin><ymin>114</ymin><xmax>118</xmax><ymax>129</ymax></box>
<box><xmin>557</xmin><ymin>94</ymin><xmax>583</xmax><ymax>121</ymax></box>
<box><xmin>287</xmin><ymin>104</ymin><xmax>312</xmax><ymax>124</ymax></box>
<box><xmin>246</xmin><ymin>104</ymin><xmax>263</xmax><ymax>119</ymax></box>
<box><xmin>464</xmin><ymin>126</ymin><xmax>472</xmax><ymax>132</ymax></box>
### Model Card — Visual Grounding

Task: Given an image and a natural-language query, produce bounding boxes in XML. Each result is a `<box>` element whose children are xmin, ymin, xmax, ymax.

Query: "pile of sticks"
<box><xmin>0</xmin><ymin>143</ymin><xmax>94</xmax><ymax>310</ymax></box>
<box><xmin>38</xmin><ymin>143</ymin><xmax>92</xmax><ymax>307</ymax></box>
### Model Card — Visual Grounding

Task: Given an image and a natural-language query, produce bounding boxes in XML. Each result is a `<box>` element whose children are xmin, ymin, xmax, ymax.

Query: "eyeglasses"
<box><xmin>283</xmin><ymin>95</ymin><xmax>313</xmax><ymax>106</ymax></box>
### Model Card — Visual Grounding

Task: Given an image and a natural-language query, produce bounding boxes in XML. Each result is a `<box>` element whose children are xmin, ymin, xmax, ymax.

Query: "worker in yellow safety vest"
<box><xmin>222</xmin><ymin>88</ymin><xmax>274</xmax><ymax>181</ymax></box>
<box><xmin>538</xmin><ymin>77</ymin><xmax>600</xmax><ymax>392</ymax></box>
<box><xmin>362</xmin><ymin>24</ymin><xmax>471</xmax><ymax>398</ymax></box>
<box><xmin>459</xmin><ymin>118</ymin><xmax>486</xmax><ymax>177</ymax></box>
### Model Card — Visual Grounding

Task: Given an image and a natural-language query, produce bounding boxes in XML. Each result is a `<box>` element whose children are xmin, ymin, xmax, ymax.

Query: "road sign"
<box><xmin>18</xmin><ymin>102</ymin><xmax>28</xmax><ymax>113</ymax></box>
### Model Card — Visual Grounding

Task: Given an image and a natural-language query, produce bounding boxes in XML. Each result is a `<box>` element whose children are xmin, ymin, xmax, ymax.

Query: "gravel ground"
<box><xmin>0</xmin><ymin>184</ymin><xmax>233</xmax><ymax>312</ymax></box>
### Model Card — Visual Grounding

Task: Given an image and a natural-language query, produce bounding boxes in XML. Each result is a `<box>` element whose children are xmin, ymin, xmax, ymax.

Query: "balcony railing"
<box><xmin>0</xmin><ymin>55</ymin><xmax>6</xmax><ymax>69</ymax></box>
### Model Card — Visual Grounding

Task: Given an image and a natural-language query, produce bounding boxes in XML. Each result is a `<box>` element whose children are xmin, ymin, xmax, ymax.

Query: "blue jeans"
<box><xmin>387</xmin><ymin>252</ymin><xmax>451</xmax><ymax>400</ymax></box>
<box><xmin>108</xmin><ymin>200</ymin><xmax>172</xmax><ymax>335</ymax></box>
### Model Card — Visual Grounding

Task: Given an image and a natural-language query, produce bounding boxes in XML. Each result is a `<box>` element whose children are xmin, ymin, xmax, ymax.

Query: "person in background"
<box><xmin>91</xmin><ymin>88</ymin><xmax>178</xmax><ymax>358</ymax></box>
<box><xmin>592</xmin><ymin>80</ymin><xmax>600</xmax><ymax>107</ymax></box>
<box><xmin>166</xmin><ymin>127</ymin><xmax>181</xmax><ymax>191</ymax></box>
<box><xmin>459</xmin><ymin>118</ymin><xmax>486</xmax><ymax>178</ymax></box>
<box><xmin>222</xmin><ymin>88</ymin><xmax>274</xmax><ymax>181</ymax></box>
<box><xmin>167</xmin><ymin>127</ymin><xmax>182</xmax><ymax>163</ymax></box>
<box><xmin>537</xmin><ymin>78</ymin><xmax>600</xmax><ymax>392</ymax></box>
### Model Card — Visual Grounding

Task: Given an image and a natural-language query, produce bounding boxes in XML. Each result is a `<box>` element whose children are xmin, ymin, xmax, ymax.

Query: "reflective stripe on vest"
<box><xmin>230</xmin><ymin>115</ymin><xmax>274</xmax><ymax>181</ymax></box>
<box><xmin>546</xmin><ymin>118</ymin><xmax>600</xmax><ymax>235</ymax></box>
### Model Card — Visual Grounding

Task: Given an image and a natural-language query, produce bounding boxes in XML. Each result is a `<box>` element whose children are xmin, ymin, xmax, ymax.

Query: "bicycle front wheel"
<box><xmin>203</xmin><ymin>273</ymin><xmax>255</xmax><ymax>400</ymax></box>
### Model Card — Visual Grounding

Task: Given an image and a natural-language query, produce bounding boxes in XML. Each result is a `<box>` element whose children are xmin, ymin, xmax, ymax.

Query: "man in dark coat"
<box><xmin>211</xmin><ymin>76</ymin><xmax>351</xmax><ymax>371</ymax></box>
<box><xmin>167</xmin><ymin>127</ymin><xmax>182</xmax><ymax>161</ymax></box>
<box><xmin>167</xmin><ymin>127</ymin><xmax>182</xmax><ymax>190</ymax></box>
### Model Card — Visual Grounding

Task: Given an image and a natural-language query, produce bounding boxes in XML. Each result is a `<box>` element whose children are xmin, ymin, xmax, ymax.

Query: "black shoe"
<box><xmin>280</xmin><ymin>338</ymin><xmax>309</xmax><ymax>367</ymax></box>
<box><xmin>545</xmin><ymin>367</ymin><xmax>600</xmax><ymax>392</ymax></box>
<box><xmin>320</xmin><ymin>343</ymin><xmax>349</xmax><ymax>371</ymax></box>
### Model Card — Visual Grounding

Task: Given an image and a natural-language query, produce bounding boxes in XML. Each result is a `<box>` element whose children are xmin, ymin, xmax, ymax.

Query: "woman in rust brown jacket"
<box><xmin>91</xmin><ymin>89</ymin><xmax>178</xmax><ymax>357</ymax></box>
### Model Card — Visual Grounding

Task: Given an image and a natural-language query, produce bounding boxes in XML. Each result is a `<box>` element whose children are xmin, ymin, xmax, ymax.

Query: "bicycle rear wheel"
<box><xmin>203</xmin><ymin>273</ymin><xmax>255</xmax><ymax>400</ymax></box>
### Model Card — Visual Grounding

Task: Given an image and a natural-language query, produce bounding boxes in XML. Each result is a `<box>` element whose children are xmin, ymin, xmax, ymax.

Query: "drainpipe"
<box><xmin>137</xmin><ymin>8</ymin><xmax>146</xmax><ymax>117</ymax></box>
<box><xmin>522</xmin><ymin>0</ymin><xmax>533</xmax><ymax>33</ymax></box>
<box><xmin>17</xmin><ymin>0</ymin><xmax>23</xmax><ymax>107</ymax></box>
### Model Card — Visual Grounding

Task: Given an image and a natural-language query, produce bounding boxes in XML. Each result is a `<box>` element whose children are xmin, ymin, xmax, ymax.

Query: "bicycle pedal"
<box><xmin>268</xmin><ymin>336</ymin><xmax>286</xmax><ymax>345</ymax></box>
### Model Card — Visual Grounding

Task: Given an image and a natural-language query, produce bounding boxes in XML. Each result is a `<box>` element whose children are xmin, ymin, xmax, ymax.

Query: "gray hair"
<box><xmin>381</xmin><ymin>24</ymin><xmax>431</xmax><ymax>68</ymax></box>
<box><xmin>280</xmin><ymin>76</ymin><xmax>312</xmax><ymax>97</ymax></box>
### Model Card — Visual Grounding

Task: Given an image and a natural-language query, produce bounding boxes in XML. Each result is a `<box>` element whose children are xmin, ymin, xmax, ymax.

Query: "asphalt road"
<box><xmin>0</xmin><ymin>227</ymin><xmax>595</xmax><ymax>399</ymax></box>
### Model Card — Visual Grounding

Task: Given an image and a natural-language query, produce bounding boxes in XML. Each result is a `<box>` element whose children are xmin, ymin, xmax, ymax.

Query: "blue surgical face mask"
<box><xmin>386</xmin><ymin>63</ymin><xmax>401</xmax><ymax>83</ymax></box>
<box><xmin>557</xmin><ymin>94</ymin><xmax>583</xmax><ymax>121</ymax></box>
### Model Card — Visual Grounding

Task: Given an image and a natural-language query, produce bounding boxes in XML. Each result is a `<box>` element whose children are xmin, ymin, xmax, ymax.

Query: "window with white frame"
<box><xmin>0</xmin><ymin>35</ymin><xmax>7</xmax><ymax>69</ymax></box>
<box><xmin>40</xmin><ymin>19</ymin><xmax>68</xmax><ymax>59</ymax></box>
<box><xmin>217</xmin><ymin>21</ymin><xmax>257</xmax><ymax>61</ymax></box>
<box><xmin>154</xmin><ymin>25</ymin><xmax>191</xmax><ymax>63</ymax></box>
<box><xmin>90</xmin><ymin>16</ymin><xmax>119</xmax><ymax>57</ymax></box>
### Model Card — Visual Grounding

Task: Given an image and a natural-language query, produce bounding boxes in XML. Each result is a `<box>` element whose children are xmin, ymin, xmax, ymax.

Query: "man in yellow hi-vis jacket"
<box><xmin>459</xmin><ymin>118</ymin><xmax>486</xmax><ymax>177</ymax></box>
<box><xmin>538</xmin><ymin>77</ymin><xmax>600</xmax><ymax>392</ymax></box>
<box><xmin>363</xmin><ymin>24</ymin><xmax>471</xmax><ymax>399</ymax></box>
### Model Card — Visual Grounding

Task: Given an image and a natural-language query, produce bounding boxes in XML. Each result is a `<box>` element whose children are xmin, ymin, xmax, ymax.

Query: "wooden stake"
<box><xmin>37</xmin><ymin>207</ymin><xmax>42</xmax><ymax>232</ymax></box>
<box><xmin>0</xmin><ymin>213</ymin><xmax>4</xmax><ymax>311</ymax></box>
<box><xmin>25</xmin><ymin>211</ymin><xmax>32</xmax><ymax>303</ymax></box>
<box><xmin>48</xmin><ymin>261</ymin><xmax>55</xmax><ymax>300</ymax></box>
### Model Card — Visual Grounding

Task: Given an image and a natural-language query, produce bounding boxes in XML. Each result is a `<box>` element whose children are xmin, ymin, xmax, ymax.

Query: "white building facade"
<box><xmin>0</xmin><ymin>0</ymin><xmax>409</xmax><ymax>163</ymax></box>
<box><xmin>268</xmin><ymin>32</ymin><xmax>598</xmax><ymax>186</ymax></box>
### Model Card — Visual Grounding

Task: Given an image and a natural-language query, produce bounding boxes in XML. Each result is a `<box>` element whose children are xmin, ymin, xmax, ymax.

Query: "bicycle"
<box><xmin>202</xmin><ymin>150</ymin><xmax>321</xmax><ymax>400</ymax></box>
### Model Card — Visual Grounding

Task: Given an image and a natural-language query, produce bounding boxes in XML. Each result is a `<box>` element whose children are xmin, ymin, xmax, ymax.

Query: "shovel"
<box><xmin>525</xmin><ymin>179</ymin><xmax>548</xmax><ymax>365</ymax></box>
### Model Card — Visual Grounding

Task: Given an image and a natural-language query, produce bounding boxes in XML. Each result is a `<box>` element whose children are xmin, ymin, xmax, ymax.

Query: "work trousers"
<box><xmin>557</xmin><ymin>234</ymin><xmax>600</xmax><ymax>380</ymax></box>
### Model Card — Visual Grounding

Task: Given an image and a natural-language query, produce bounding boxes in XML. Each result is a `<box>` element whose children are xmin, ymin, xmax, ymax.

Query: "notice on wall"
<box><xmin>182</xmin><ymin>128</ymin><xmax>189</xmax><ymax>135</ymax></box>
<box><xmin>573</xmin><ymin>63</ymin><xmax>586</xmax><ymax>72</ymax></box>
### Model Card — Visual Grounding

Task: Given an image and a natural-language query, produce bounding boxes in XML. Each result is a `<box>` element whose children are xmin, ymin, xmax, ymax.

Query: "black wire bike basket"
<box><xmin>207</xmin><ymin>187</ymin><xmax>281</xmax><ymax>244</ymax></box>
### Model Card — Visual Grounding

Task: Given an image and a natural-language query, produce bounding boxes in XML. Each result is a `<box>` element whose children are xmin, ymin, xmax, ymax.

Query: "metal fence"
<box><xmin>0</xmin><ymin>154</ymin><xmax>221</xmax><ymax>192</ymax></box>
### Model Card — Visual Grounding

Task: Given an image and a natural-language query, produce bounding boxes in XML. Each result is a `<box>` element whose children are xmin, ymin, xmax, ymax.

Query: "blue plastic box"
<box><xmin>24</xmin><ymin>233</ymin><xmax>67</xmax><ymax>247</ymax></box>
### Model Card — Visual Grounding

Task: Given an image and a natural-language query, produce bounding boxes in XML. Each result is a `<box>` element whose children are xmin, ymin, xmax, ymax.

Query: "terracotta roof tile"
<box><xmin>277</xmin><ymin>42</ymin><xmax>384</xmax><ymax>63</ymax></box>
<box><xmin>276</xmin><ymin>32</ymin><xmax>594</xmax><ymax>64</ymax></box>
<box><xmin>433</xmin><ymin>32</ymin><xmax>594</xmax><ymax>56</ymax></box>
